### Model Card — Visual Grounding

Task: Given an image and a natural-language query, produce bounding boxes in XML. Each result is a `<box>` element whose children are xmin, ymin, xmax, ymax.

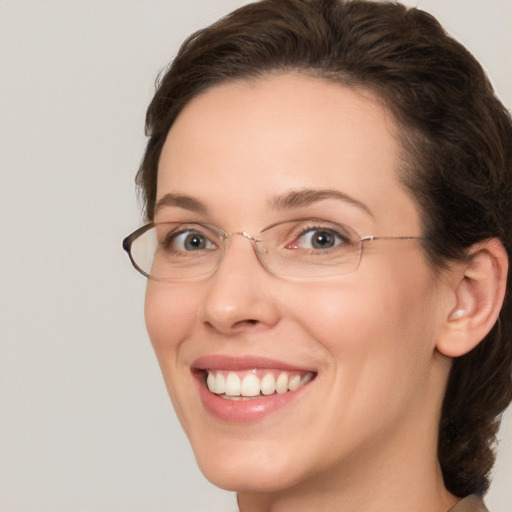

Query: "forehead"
<box><xmin>156</xmin><ymin>72</ymin><xmax>420</xmax><ymax>233</ymax></box>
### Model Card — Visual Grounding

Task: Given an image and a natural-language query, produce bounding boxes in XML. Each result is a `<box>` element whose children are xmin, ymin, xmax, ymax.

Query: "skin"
<box><xmin>145</xmin><ymin>73</ymin><xmax>461</xmax><ymax>511</ymax></box>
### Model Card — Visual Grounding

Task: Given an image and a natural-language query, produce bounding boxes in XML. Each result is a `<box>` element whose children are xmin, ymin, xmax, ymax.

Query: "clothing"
<box><xmin>449</xmin><ymin>495</ymin><xmax>489</xmax><ymax>512</ymax></box>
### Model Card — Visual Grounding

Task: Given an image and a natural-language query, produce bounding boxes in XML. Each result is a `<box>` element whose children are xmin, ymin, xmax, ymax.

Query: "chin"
<box><xmin>194</xmin><ymin>447</ymin><xmax>306</xmax><ymax>493</ymax></box>
<box><xmin>186</xmin><ymin>430</ymin><xmax>307</xmax><ymax>493</ymax></box>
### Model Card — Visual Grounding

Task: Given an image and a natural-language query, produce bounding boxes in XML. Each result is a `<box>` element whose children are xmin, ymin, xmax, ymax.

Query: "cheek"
<box><xmin>291</xmin><ymin>254</ymin><xmax>439</xmax><ymax>377</ymax></box>
<box><xmin>285</xmin><ymin>257</ymin><xmax>441</xmax><ymax>453</ymax></box>
<box><xmin>144</xmin><ymin>281</ymin><xmax>203</xmax><ymax>427</ymax></box>
<box><xmin>144</xmin><ymin>281</ymin><xmax>199</xmax><ymax>360</ymax></box>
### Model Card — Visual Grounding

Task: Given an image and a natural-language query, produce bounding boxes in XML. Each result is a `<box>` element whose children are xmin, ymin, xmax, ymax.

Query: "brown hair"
<box><xmin>136</xmin><ymin>0</ymin><xmax>512</xmax><ymax>497</ymax></box>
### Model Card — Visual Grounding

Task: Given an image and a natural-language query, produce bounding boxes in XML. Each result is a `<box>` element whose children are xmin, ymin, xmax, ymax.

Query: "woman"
<box><xmin>123</xmin><ymin>0</ymin><xmax>511</xmax><ymax>510</ymax></box>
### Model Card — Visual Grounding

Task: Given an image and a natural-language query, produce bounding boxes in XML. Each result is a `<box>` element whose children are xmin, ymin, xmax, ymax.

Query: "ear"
<box><xmin>436</xmin><ymin>238</ymin><xmax>508</xmax><ymax>358</ymax></box>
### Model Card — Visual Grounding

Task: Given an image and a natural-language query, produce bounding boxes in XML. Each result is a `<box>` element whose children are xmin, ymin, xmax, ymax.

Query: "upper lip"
<box><xmin>192</xmin><ymin>355</ymin><xmax>317</xmax><ymax>373</ymax></box>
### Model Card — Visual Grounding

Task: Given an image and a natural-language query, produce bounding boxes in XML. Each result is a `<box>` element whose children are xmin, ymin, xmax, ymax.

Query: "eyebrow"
<box><xmin>154</xmin><ymin>193</ymin><xmax>208</xmax><ymax>215</ymax></box>
<box><xmin>270</xmin><ymin>188</ymin><xmax>374</xmax><ymax>217</ymax></box>
<box><xmin>154</xmin><ymin>188</ymin><xmax>374</xmax><ymax>218</ymax></box>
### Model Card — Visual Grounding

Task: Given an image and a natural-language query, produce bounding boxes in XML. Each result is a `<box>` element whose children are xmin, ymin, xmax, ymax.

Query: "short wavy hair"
<box><xmin>136</xmin><ymin>0</ymin><xmax>512</xmax><ymax>497</ymax></box>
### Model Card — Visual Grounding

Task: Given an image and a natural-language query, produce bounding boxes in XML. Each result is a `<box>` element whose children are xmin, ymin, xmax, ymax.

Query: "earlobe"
<box><xmin>436</xmin><ymin>238</ymin><xmax>508</xmax><ymax>358</ymax></box>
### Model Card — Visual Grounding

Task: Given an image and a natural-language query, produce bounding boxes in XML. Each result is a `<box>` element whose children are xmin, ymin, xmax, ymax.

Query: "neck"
<box><xmin>237</xmin><ymin>404</ymin><xmax>458</xmax><ymax>512</ymax></box>
<box><xmin>238</xmin><ymin>451</ymin><xmax>457</xmax><ymax>512</ymax></box>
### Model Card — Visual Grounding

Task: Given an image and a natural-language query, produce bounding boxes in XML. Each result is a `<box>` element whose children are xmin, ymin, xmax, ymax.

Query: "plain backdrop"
<box><xmin>1</xmin><ymin>1</ymin><xmax>511</xmax><ymax>511</ymax></box>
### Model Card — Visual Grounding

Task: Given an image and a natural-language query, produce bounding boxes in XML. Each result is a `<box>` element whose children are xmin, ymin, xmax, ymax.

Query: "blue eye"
<box><xmin>295</xmin><ymin>227</ymin><xmax>348</xmax><ymax>250</ymax></box>
<box><xmin>166</xmin><ymin>230</ymin><xmax>216</xmax><ymax>252</ymax></box>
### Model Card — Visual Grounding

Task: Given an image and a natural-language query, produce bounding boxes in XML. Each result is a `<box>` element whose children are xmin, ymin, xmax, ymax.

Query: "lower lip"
<box><xmin>196</xmin><ymin>375</ymin><xmax>311</xmax><ymax>423</ymax></box>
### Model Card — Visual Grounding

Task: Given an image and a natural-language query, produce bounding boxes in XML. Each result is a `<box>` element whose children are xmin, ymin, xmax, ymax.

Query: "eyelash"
<box><xmin>288</xmin><ymin>224</ymin><xmax>353</xmax><ymax>250</ymax></box>
<box><xmin>156</xmin><ymin>219</ymin><xmax>359</xmax><ymax>254</ymax></box>
<box><xmin>162</xmin><ymin>228</ymin><xmax>217</xmax><ymax>252</ymax></box>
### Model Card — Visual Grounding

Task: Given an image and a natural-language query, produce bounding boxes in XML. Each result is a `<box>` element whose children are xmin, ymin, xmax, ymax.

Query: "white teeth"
<box><xmin>213</xmin><ymin>372</ymin><xmax>226</xmax><ymax>394</ymax></box>
<box><xmin>275</xmin><ymin>372</ymin><xmax>289</xmax><ymax>394</ymax></box>
<box><xmin>206</xmin><ymin>372</ymin><xmax>215</xmax><ymax>392</ymax></box>
<box><xmin>288</xmin><ymin>374</ymin><xmax>301</xmax><ymax>391</ymax></box>
<box><xmin>301</xmin><ymin>373</ymin><xmax>314</xmax><ymax>386</ymax></box>
<box><xmin>205</xmin><ymin>370</ymin><xmax>315</xmax><ymax>397</ymax></box>
<box><xmin>225</xmin><ymin>372</ymin><xmax>241</xmax><ymax>396</ymax></box>
<box><xmin>241</xmin><ymin>374</ymin><xmax>260</xmax><ymax>397</ymax></box>
<box><xmin>261</xmin><ymin>373</ymin><xmax>276</xmax><ymax>395</ymax></box>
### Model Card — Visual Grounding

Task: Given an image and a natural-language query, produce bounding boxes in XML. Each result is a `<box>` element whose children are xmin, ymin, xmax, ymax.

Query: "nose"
<box><xmin>200</xmin><ymin>234</ymin><xmax>280</xmax><ymax>334</ymax></box>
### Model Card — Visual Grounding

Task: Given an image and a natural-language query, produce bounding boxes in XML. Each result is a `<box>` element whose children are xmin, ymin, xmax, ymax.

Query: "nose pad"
<box><xmin>239</xmin><ymin>231</ymin><xmax>262</xmax><ymax>243</ymax></box>
<box><xmin>200</xmin><ymin>233</ymin><xmax>280</xmax><ymax>334</ymax></box>
<box><xmin>213</xmin><ymin>231</ymin><xmax>264</xmax><ymax>276</ymax></box>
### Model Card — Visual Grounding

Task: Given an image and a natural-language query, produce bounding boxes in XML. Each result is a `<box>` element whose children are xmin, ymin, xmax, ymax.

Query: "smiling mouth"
<box><xmin>204</xmin><ymin>369</ymin><xmax>316</xmax><ymax>399</ymax></box>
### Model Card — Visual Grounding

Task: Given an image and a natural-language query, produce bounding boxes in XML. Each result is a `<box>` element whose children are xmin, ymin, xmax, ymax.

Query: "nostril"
<box><xmin>203</xmin><ymin>318</ymin><xmax>258</xmax><ymax>331</ymax></box>
<box><xmin>234</xmin><ymin>319</ymin><xmax>259</xmax><ymax>328</ymax></box>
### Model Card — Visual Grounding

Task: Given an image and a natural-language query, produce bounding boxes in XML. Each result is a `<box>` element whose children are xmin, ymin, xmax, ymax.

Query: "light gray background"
<box><xmin>1</xmin><ymin>1</ymin><xmax>510</xmax><ymax>511</ymax></box>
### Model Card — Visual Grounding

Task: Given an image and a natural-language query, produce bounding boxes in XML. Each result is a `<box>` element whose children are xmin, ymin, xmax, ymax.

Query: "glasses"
<box><xmin>122</xmin><ymin>219</ymin><xmax>422</xmax><ymax>281</ymax></box>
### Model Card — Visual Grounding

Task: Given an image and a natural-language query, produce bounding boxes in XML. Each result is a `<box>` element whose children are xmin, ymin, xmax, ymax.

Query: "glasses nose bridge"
<box><xmin>218</xmin><ymin>230</ymin><xmax>265</xmax><ymax>269</ymax></box>
<box><xmin>220</xmin><ymin>230</ymin><xmax>263</xmax><ymax>254</ymax></box>
<box><xmin>223</xmin><ymin>230</ymin><xmax>262</xmax><ymax>243</ymax></box>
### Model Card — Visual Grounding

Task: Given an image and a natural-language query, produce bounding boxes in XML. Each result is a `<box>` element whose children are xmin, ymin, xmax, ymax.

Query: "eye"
<box><xmin>298</xmin><ymin>228</ymin><xmax>346</xmax><ymax>249</ymax></box>
<box><xmin>163</xmin><ymin>228</ymin><xmax>217</xmax><ymax>252</ymax></box>
<box><xmin>285</xmin><ymin>224</ymin><xmax>353</xmax><ymax>251</ymax></box>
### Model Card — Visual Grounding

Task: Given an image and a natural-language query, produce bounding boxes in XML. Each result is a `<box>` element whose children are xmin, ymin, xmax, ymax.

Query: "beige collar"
<box><xmin>449</xmin><ymin>495</ymin><xmax>489</xmax><ymax>512</ymax></box>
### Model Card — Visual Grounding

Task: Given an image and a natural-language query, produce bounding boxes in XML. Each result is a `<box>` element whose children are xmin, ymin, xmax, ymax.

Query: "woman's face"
<box><xmin>145</xmin><ymin>74</ymin><xmax>452</xmax><ymax>495</ymax></box>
